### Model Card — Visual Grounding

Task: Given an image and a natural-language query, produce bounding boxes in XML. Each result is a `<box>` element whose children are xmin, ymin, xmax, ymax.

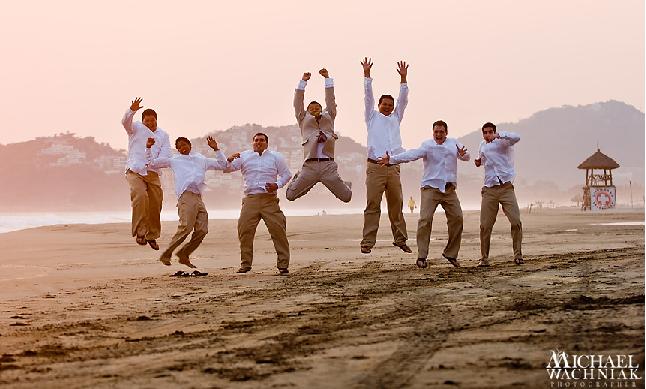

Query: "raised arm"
<box><xmin>497</xmin><ymin>131</ymin><xmax>520</xmax><ymax>146</ymax></box>
<box><xmin>394</xmin><ymin>61</ymin><xmax>409</xmax><ymax>121</ymax></box>
<box><xmin>294</xmin><ymin>73</ymin><xmax>309</xmax><ymax>126</ymax></box>
<box><xmin>121</xmin><ymin>97</ymin><xmax>143</xmax><ymax>135</ymax></box>
<box><xmin>362</xmin><ymin>57</ymin><xmax>375</xmax><ymax>123</ymax></box>
<box><xmin>319</xmin><ymin>68</ymin><xmax>337</xmax><ymax>120</ymax></box>
<box><xmin>205</xmin><ymin>136</ymin><xmax>228</xmax><ymax>170</ymax></box>
<box><xmin>145</xmin><ymin>138</ymin><xmax>171</xmax><ymax>169</ymax></box>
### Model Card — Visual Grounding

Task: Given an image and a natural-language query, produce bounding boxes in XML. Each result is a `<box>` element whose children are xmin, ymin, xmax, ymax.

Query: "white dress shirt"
<box><xmin>477</xmin><ymin>131</ymin><xmax>520</xmax><ymax>187</ymax></box>
<box><xmin>146</xmin><ymin>150</ymin><xmax>228</xmax><ymax>198</ymax></box>
<box><xmin>122</xmin><ymin>109</ymin><xmax>171</xmax><ymax>176</ymax></box>
<box><xmin>225</xmin><ymin>150</ymin><xmax>292</xmax><ymax>195</ymax></box>
<box><xmin>364</xmin><ymin>78</ymin><xmax>409</xmax><ymax>160</ymax></box>
<box><xmin>297</xmin><ymin>78</ymin><xmax>335</xmax><ymax>158</ymax></box>
<box><xmin>391</xmin><ymin>138</ymin><xmax>470</xmax><ymax>192</ymax></box>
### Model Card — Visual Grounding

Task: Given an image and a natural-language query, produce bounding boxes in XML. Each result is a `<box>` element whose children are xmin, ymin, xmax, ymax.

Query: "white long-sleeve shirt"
<box><xmin>121</xmin><ymin>109</ymin><xmax>171</xmax><ymax>175</ymax></box>
<box><xmin>146</xmin><ymin>149</ymin><xmax>228</xmax><ymax>198</ymax></box>
<box><xmin>391</xmin><ymin>138</ymin><xmax>470</xmax><ymax>192</ymax></box>
<box><xmin>224</xmin><ymin>150</ymin><xmax>292</xmax><ymax>195</ymax></box>
<box><xmin>477</xmin><ymin>131</ymin><xmax>520</xmax><ymax>187</ymax></box>
<box><xmin>297</xmin><ymin>78</ymin><xmax>335</xmax><ymax>158</ymax></box>
<box><xmin>364</xmin><ymin>77</ymin><xmax>408</xmax><ymax>159</ymax></box>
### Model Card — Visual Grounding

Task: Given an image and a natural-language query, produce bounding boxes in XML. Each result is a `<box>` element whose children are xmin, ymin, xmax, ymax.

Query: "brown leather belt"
<box><xmin>306</xmin><ymin>157</ymin><xmax>334</xmax><ymax>162</ymax></box>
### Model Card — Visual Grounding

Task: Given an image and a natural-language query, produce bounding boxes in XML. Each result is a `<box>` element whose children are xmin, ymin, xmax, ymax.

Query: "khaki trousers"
<box><xmin>286</xmin><ymin>160</ymin><xmax>352</xmax><ymax>203</ymax></box>
<box><xmin>125</xmin><ymin>170</ymin><xmax>163</xmax><ymax>240</ymax></box>
<box><xmin>361</xmin><ymin>163</ymin><xmax>407</xmax><ymax>248</ymax></box>
<box><xmin>480</xmin><ymin>182</ymin><xmax>523</xmax><ymax>260</ymax></box>
<box><xmin>417</xmin><ymin>185</ymin><xmax>464</xmax><ymax>259</ymax></box>
<box><xmin>238</xmin><ymin>193</ymin><xmax>290</xmax><ymax>269</ymax></box>
<box><xmin>161</xmin><ymin>191</ymin><xmax>208</xmax><ymax>260</ymax></box>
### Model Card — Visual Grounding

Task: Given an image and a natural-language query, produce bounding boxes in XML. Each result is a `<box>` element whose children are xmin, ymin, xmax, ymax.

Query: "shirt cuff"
<box><xmin>297</xmin><ymin>80</ymin><xmax>307</xmax><ymax>90</ymax></box>
<box><xmin>324</xmin><ymin>78</ymin><xmax>334</xmax><ymax>88</ymax></box>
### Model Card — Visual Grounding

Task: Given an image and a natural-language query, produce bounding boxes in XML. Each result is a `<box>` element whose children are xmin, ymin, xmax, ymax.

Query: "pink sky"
<box><xmin>0</xmin><ymin>0</ymin><xmax>643</xmax><ymax>150</ymax></box>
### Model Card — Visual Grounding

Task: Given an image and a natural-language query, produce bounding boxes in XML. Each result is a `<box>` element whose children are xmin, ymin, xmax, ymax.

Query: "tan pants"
<box><xmin>480</xmin><ymin>182</ymin><xmax>523</xmax><ymax>260</ymax></box>
<box><xmin>361</xmin><ymin>163</ymin><xmax>407</xmax><ymax>248</ymax></box>
<box><xmin>286</xmin><ymin>160</ymin><xmax>352</xmax><ymax>203</ymax></box>
<box><xmin>238</xmin><ymin>193</ymin><xmax>290</xmax><ymax>269</ymax></box>
<box><xmin>161</xmin><ymin>191</ymin><xmax>208</xmax><ymax>260</ymax></box>
<box><xmin>417</xmin><ymin>185</ymin><xmax>464</xmax><ymax>259</ymax></box>
<box><xmin>125</xmin><ymin>170</ymin><xmax>163</xmax><ymax>240</ymax></box>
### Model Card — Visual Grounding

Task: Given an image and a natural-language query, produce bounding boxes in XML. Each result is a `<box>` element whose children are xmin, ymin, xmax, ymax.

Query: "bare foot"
<box><xmin>178</xmin><ymin>257</ymin><xmax>196</xmax><ymax>269</ymax></box>
<box><xmin>159</xmin><ymin>257</ymin><xmax>171</xmax><ymax>266</ymax></box>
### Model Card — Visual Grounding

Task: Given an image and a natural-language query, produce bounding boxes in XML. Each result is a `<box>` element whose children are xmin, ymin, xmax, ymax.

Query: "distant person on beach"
<box><xmin>224</xmin><ymin>133</ymin><xmax>292</xmax><ymax>275</ymax></box>
<box><xmin>408</xmin><ymin>196</ymin><xmax>416</xmax><ymax>213</ymax></box>
<box><xmin>121</xmin><ymin>98</ymin><xmax>171</xmax><ymax>250</ymax></box>
<box><xmin>379</xmin><ymin>120</ymin><xmax>470</xmax><ymax>269</ymax></box>
<box><xmin>360</xmin><ymin>57</ymin><xmax>412</xmax><ymax>255</ymax></box>
<box><xmin>474</xmin><ymin>122</ymin><xmax>523</xmax><ymax>266</ymax></box>
<box><xmin>145</xmin><ymin>136</ymin><xmax>227</xmax><ymax>268</ymax></box>
<box><xmin>286</xmin><ymin>68</ymin><xmax>352</xmax><ymax>203</ymax></box>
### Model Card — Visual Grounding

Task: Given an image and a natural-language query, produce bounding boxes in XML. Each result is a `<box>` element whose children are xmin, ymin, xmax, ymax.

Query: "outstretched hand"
<box><xmin>146</xmin><ymin>137</ymin><xmax>155</xmax><ymax>149</ymax></box>
<box><xmin>361</xmin><ymin>57</ymin><xmax>373</xmax><ymax>77</ymax></box>
<box><xmin>265</xmin><ymin>182</ymin><xmax>278</xmax><ymax>193</ymax></box>
<box><xmin>457</xmin><ymin>145</ymin><xmax>468</xmax><ymax>157</ymax></box>
<box><xmin>319</xmin><ymin>68</ymin><xmax>329</xmax><ymax>78</ymax></box>
<box><xmin>130</xmin><ymin>97</ymin><xmax>143</xmax><ymax>112</ymax></box>
<box><xmin>302</xmin><ymin>72</ymin><xmax>311</xmax><ymax>81</ymax></box>
<box><xmin>227</xmin><ymin>152</ymin><xmax>241</xmax><ymax>163</ymax></box>
<box><xmin>397</xmin><ymin>61</ymin><xmax>409</xmax><ymax>82</ymax></box>
<box><xmin>207</xmin><ymin>136</ymin><xmax>219</xmax><ymax>151</ymax></box>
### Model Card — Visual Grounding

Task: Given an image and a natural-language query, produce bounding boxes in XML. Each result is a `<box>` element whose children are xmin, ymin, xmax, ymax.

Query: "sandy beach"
<box><xmin>0</xmin><ymin>208</ymin><xmax>643</xmax><ymax>388</ymax></box>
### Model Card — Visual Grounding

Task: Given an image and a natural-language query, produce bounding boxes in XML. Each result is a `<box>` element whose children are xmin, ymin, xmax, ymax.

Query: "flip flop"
<box><xmin>192</xmin><ymin>270</ymin><xmax>208</xmax><ymax>276</ymax></box>
<box><xmin>171</xmin><ymin>270</ymin><xmax>188</xmax><ymax>277</ymax></box>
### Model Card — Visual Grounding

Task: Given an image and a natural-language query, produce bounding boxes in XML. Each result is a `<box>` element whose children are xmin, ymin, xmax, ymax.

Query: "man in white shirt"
<box><xmin>224</xmin><ymin>133</ymin><xmax>292</xmax><ymax>274</ymax></box>
<box><xmin>360</xmin><ymin>58</ymin><xmax>412</xmax><ymax>254</ymax></box>
<box><xmin>474</xmin><ymin>122</ymin><xmax>523</xmax><ymax>266</ymax></box>
<box><xmin>121</xmin><ymin>97</ymin><xmax>171</xmax><ymax>250</ymax></box>
<box><xmin>286</xmin><ymin>68</ymin><xmax>352</xmax><ymax>202</ymax></box>
<box><xmin>379</xmin><ymin>120</ymin><xmax>470</xmax><ymax>268</ymax></box>
<box><xmin>146</xmin><ymin>135</ymin><xmax>227</xmax><ymax>268</ymax></box>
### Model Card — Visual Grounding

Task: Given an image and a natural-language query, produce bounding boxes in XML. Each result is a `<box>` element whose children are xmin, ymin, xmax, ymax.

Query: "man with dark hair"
<box><xmin>146</xmin><ymin>136</ymin><xmax>227</xmax><ymax>268</ymax></box>
<box><xmin>360</xmin><ymin>57</ymin><xmax>411</xmax><ymax>254</ymax></box>
<box><xmin>474</xmin><ymin>122</ymin><xmax>523</xmax><ymax>266</ymax></box>
<box><xmin>121</xmin><ymin>97</ymin><xmax>171</xmax><ymax>250</ymax></box>
<box><xmin>224</xmin><ymin>133</ymin><xmax>292</xmax><ymax>274</ymax></box>
<box><xmin>286</xmin><ymin>68</ymin><xmax>352</xmax><ymax>202</ymax></box>
<box><xmin>379</xmin><ymin>120</ymin><xmax>470</xmax><ymax>268</ymax></box>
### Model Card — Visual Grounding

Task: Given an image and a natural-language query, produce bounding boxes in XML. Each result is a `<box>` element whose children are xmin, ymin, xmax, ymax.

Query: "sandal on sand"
<box><xmin>416</xmin><ymin>258</ymin><xmax>428</xmax><ymax>268</ymax></box>
<box><xmin>192</xmin><ymin>270</ymin><xmax>208</xmax><ymax>276</ymax></box>
<box><xmin>514</xmin><ymin>257</ymin><xmax>525</xmax><ymax>265</ymax></box>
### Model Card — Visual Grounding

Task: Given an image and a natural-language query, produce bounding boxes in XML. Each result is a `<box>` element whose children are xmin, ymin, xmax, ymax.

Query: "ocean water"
<box><xmin>0</xmin><ymin>209</ymin><xmax>365</xmax><ymax>234</ymax></box>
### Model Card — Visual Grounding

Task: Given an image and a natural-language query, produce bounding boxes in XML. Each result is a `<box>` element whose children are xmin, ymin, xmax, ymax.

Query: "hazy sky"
<box><xmin>0</xmin><ymin>0</ymin><xmax>643</xmax><ymax>150</ymax></box>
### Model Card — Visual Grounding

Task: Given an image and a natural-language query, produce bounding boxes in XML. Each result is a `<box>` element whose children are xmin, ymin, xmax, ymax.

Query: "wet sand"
<box><xmin>0</xmin><ymin>208</ymin><xmax>644</xmax><ymax>388</ymax></box>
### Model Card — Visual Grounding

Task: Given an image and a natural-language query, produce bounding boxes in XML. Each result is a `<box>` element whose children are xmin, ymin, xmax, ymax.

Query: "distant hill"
<box><xmin>0</xmin><ymin>101</ymin><xmax>643</xmax><ymax>211</ymax></box>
